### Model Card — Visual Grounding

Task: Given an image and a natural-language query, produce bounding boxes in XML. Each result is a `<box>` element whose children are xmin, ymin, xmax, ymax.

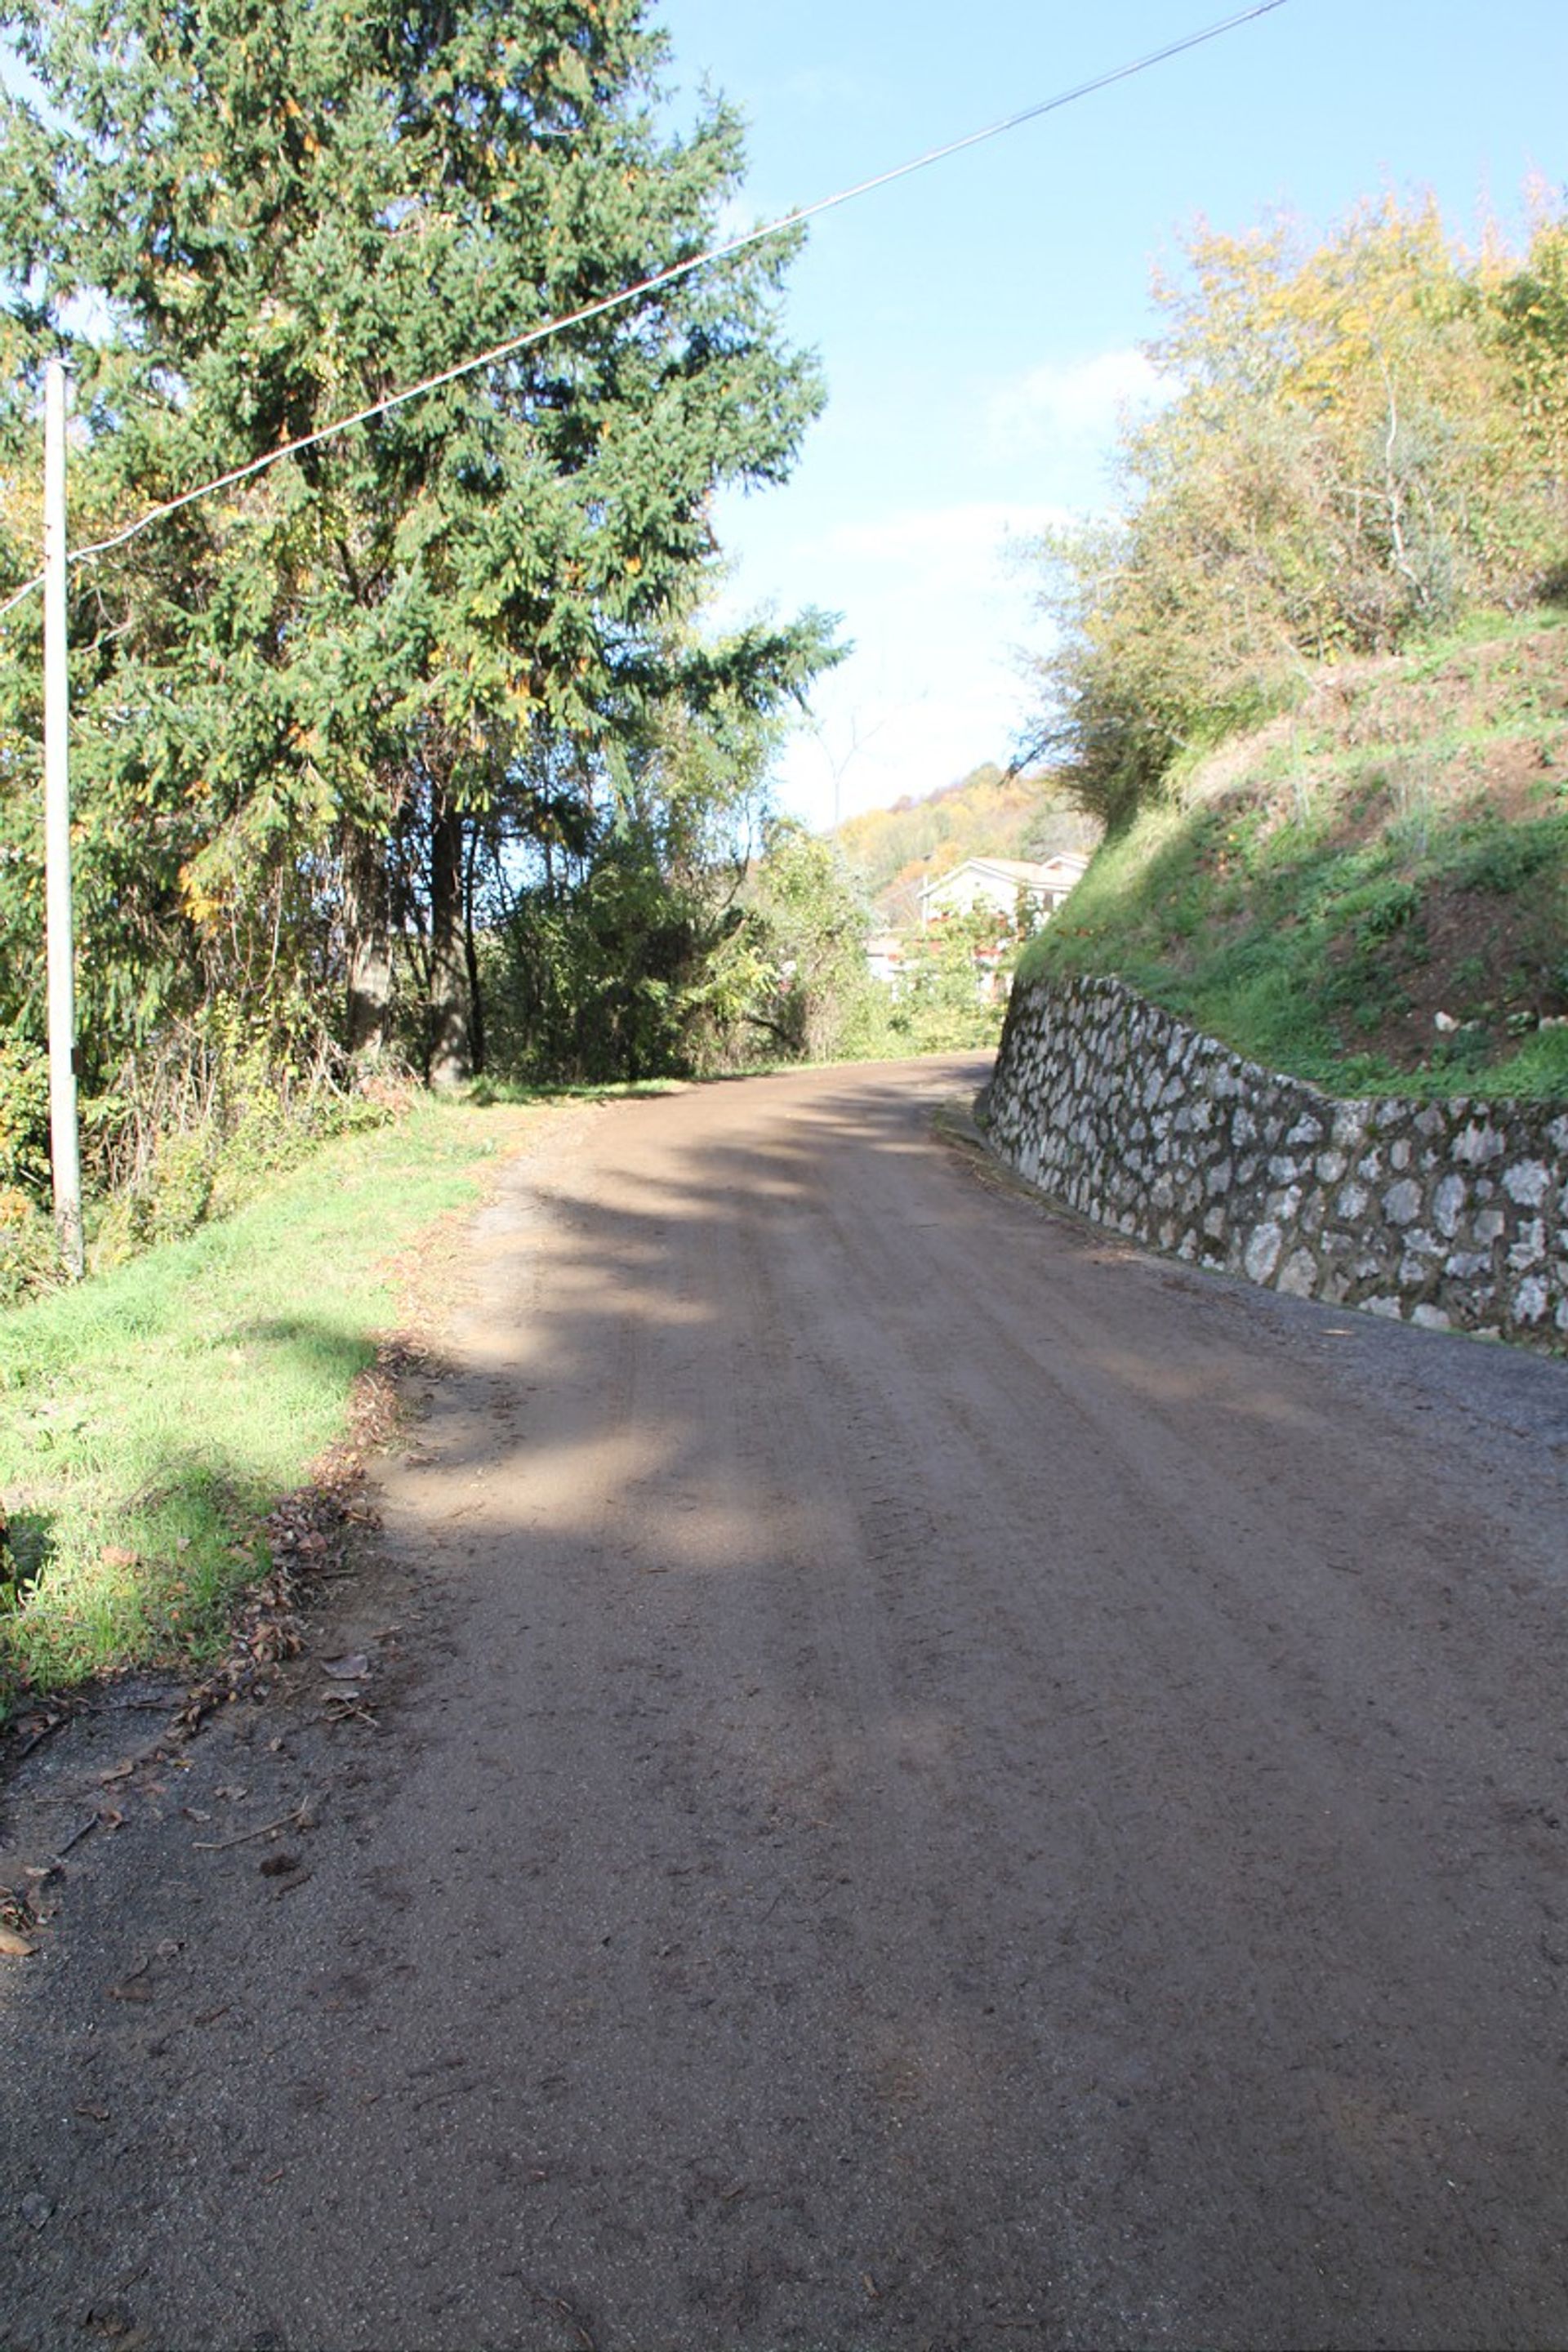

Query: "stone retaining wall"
<box><xmin>980</xmin><ymin>973</ymin><xmax>1568</xmax><ymax>1348</ymax></box>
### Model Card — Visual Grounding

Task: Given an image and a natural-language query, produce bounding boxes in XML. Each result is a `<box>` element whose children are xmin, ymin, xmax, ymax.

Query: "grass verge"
<box><xmin>0</xmin><ymin>1096</ymin><xmax>557</xmax><ymax>1720</ymax></box>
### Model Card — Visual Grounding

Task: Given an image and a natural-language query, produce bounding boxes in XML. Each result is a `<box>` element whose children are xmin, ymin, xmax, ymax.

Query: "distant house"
<box><xmin>918</xmin><ymin>852</ymin><xmax>1090</xmax><ymax>930</ymax></box>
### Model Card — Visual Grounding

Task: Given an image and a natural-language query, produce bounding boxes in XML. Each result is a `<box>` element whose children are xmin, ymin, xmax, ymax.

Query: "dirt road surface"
<box><xmin>5</xmin><ymin>1055</ymin><xmax>1568</xmax><ymax>2352</ymax></box>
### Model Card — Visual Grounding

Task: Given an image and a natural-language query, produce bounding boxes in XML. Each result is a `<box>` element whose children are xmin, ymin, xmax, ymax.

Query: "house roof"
<box><xmin>920</xmin><ymin>852</ymin><xmax>1090</xmax><ymax>900</ymax></box>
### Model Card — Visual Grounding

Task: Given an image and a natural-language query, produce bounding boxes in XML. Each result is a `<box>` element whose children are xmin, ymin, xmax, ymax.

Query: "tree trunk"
<box><xmin>427</xmin><ymin>788</ymin><xmax>472</xmax><ymax>1091</ymax></box>
<box><xmin>342</xmin><ymin>821</ymin><xmax>394</xmax><ymax>1062</ymax></box>
<box><xmin>463</xmin><ymin>821</ymin><xmax>486</xmax><ymax>1078</ymax></box>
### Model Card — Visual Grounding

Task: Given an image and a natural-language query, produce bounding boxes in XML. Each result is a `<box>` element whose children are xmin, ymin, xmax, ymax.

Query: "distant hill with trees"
<box><xmin>833</xmin><ymin>764</ymin><xmax>1099</xmax><ymax>924</ymax></box>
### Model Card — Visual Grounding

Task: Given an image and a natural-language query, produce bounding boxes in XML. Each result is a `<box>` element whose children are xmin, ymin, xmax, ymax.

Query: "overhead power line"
<box><xmin>0</xmin><ymin>0</ymin><xmax>1288</xmax><ymax>621</ymax></box>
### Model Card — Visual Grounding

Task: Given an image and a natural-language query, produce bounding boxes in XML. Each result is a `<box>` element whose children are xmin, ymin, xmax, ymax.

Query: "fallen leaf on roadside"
<box><xmin>96</xmin><ymin>1807</ymin><xmax>124</xmax><ymax>1831</ymax></box>
<box><xmin>74</xmin><ymin>2105</ymin><xmax>109</xmax><ymax>2123</ymax></box>
<box><xmin>98</xmin><ymin>1762</ymin><xmax>136</xmax><ymax>1785</ymax></box>
<box><xmin>323</xmin><ymin>1654</ymin><xmax>369</xmax><ymax>1680</ymax></box>
<box><xmin>100</xmin><ymin>1546</ymin><xmax>139</xmax><ymax>1570</ymax></box>
<box><xmin>259</xmin><ymin>1851</ymin><xmax>301</xmax><ymax>1878</ymax></box>
<box><xmin>0</xmin><ymin>1925</ymin><xmax>36</xmax><ymax>1959</ymax></box>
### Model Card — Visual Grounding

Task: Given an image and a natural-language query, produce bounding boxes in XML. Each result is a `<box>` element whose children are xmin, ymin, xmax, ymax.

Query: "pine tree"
<box><xmin>0</xmin><ymin>0</ymin><xmax>831</xmax><ymax>1087</ymax></box>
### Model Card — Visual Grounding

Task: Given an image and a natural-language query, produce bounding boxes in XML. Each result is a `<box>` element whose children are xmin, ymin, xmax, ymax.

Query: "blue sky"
<box><xmin>655</xmin><ymin>0</ymin><xmax>1568</xmax><ymax>830</ymax></box>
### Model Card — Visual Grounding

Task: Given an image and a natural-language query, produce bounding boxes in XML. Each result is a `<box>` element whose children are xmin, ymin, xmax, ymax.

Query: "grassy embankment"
<box><xmin>1017</xmin><ymin>612</ymin><xmax>1568</xmax><ymax>1102</ymax></box>
<box><xmin>0</xmin><ymin>1097</ymin><xmax>564</xmax><ymax>1719</ymax></box>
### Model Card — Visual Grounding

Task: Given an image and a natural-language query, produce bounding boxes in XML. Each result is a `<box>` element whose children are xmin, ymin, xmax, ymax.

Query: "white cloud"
<box><xmin>808</xmin><ymin>499</ymin><xmax>1074</xmax><ymax>597</ymax></box>
<box><xmin>728</xmin><ymin>497</ymin><xmax>1075</xmax><ymax>827</ymax></box>
<box><xmin>984</xmin><ymin>347</ymin><xmax>1173</xmax><ymax>463</ymax></box>
<box><xmin>770</xmin><ymin>630</ymin><xmax>1038</xmax><ymax>833</ymax></box>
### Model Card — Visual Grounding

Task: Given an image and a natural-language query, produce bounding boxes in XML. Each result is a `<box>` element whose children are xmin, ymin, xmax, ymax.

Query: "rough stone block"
<box><xmin>1503</xmin><ymin>1160</ymin><xmax>1552</xmax><ymax>1208</ymax></box>
<box><xmin>1244</xmin><ymin>1223</ymin><xmax>1283</xmax><ymax>1283</ymax></box>
<box><xmin>1432</xmin><ymin>1174</ymin><xmax>1467</xmax><ymax>1239</ymax></box>
<box><xmin>1508</xmin><ymin>1222</ymin><xmax>1546</xmax><ymax>1272</ymax></box>
<box><xmin>1512</xmin><ymin>1275</ymin><xmax>1550</xmax><ymax>1324</ymax></box>
<box><xmin>1452</xmin><ymin>1122</ymin><xmax>1505</xmax><ymax>1167</ymax></box>
<box><xmin>1383</xmin><ymin>1178</ymin><xmax>1423</xmax><ymax>1226</ymax></box>
<box><xmin>1276</xmin><ymin>1249</ymin><xmax>1320</xmax><ymax>1298</ymax></box>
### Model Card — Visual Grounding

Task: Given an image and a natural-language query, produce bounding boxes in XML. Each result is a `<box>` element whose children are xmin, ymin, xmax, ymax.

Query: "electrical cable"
<box><xmin>0</xmin><ymin>0</ymin><xmax>1288</xmax><ymax>621</ymax></box>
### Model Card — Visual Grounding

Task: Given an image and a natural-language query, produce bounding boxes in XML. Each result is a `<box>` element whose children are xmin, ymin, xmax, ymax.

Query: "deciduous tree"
<box><xmin>1025</xmin><ymin>197</ymin><xmax>1568</xmax><ymax>828</ymax></box>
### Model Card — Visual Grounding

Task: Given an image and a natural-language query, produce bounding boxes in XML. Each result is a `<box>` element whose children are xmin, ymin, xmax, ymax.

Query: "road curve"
<box><xmin>5</xmin><ymin>1054</ymin><xmax>1568</xmax><ymax>2351</ymax></box>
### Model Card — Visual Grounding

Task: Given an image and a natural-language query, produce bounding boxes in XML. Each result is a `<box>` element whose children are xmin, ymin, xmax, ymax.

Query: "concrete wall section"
<box><xmin>980</xmin><ymin>974</ymin><xmax>1568</xmax><ymax>1348</ymax></box>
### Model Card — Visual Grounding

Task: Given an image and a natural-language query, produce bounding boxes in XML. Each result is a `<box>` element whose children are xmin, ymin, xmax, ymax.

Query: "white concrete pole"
<box><xmin>43</xmin><ymin>357</ymin><xmax>83</xmax><ymax>1279</ymax></box>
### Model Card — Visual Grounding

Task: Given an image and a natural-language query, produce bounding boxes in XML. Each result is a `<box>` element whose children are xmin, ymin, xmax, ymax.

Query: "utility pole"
<box><xmin>43</xmin><ymin>357</ymin><xmax>83</xmax><ymax>1279</ymax></box>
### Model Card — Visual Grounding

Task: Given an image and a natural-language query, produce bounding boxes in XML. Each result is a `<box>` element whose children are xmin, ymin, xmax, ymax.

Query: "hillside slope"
<box><xmin>1017</xmin><ymin>612</ymin><xmax>1568</xmax><ymax>1100</ymax></box>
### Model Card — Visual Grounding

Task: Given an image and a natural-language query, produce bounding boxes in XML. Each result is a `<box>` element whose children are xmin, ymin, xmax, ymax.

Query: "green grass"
<box><xmin>1018</xmin><ymin>616</ymin><xmax>1568</xmax><ymax>1101</ymax></box>
<box><xmin>0</xmin><ymin>1098</ymin><xmax>542</xmax><ymax>1716</ymax></box>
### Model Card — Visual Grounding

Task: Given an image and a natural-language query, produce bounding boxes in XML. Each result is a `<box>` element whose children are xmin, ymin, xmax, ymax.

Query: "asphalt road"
<box><xmin>4</xmin><ymin>1055</ymin><xmax>1568</xmax><ymax>2351</ymax></box>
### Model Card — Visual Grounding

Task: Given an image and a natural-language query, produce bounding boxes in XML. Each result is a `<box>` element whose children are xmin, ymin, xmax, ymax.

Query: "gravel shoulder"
<box><xmin>3</xmin><ymin>1056</ymin><xmax>1568</xmax><ymax>2352</ymax></box>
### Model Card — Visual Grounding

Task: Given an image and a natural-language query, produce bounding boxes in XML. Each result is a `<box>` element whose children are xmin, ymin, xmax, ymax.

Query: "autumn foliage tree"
<box><xmin>1027</xmin><ymin>196</ymin><xmax>1568</xmax><ymax>827</ymax></box>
